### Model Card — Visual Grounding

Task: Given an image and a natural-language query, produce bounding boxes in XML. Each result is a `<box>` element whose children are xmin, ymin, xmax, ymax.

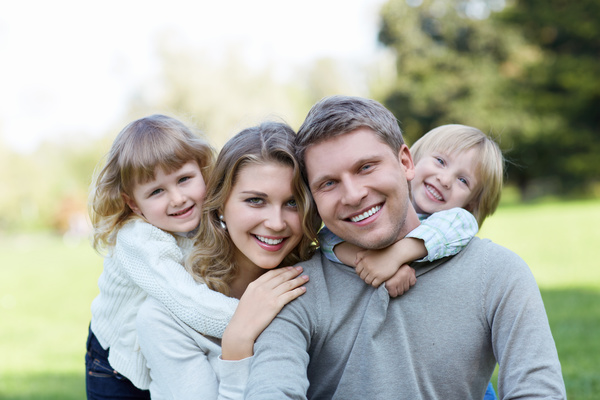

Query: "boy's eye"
<box><xmin>459</xmin><ymin>177</ymin><xmax>469</xmax><ymax>186</ymax></box>
<box><xmin>435</xmin><ymin>157</ymin><xmax>445</xmax><ymax>166</ymax></box>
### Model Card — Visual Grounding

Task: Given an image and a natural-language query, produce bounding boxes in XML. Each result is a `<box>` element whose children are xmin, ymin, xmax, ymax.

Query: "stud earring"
<box><xmin>219</xmin><ymin>215</ymin><xmax>227</xmax><ymax>230</ymax></box>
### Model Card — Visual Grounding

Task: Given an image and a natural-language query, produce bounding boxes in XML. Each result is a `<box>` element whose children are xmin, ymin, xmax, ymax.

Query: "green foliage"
<box><xmin>1</xmin><ymin>201</ymin><xmax>599</xmax><ymax>398</ymax></box>
<box><xmin>377</xmin><ymin>0</ymin><xmax>600</xmax><ymax>198</ymax></box>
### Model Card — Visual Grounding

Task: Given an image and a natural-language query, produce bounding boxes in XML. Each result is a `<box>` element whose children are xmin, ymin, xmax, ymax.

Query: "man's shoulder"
<box><xmin>459</xmin><ymin>236</ymin><xmax>530</xmax><ymax>275</ymax></box>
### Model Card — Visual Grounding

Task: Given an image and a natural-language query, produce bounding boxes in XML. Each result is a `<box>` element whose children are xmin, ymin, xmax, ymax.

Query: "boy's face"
<box><xmin>124</xmin><ymin>161</ymin><xmax>206</xmax><ymax>233</ymax></box>
<box><xmin>411</xmin><ymin>148</ymin><xmax>479</xmax><ymax>215</ymax></box>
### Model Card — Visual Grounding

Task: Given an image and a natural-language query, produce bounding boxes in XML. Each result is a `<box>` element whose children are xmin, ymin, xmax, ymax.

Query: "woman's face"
<box><xmin>222</xmin><ymin>161</ymin><xmax>303</xmax><ymax>275</ymax></box>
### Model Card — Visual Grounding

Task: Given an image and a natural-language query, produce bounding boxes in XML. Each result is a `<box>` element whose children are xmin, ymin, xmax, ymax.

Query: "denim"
<box><xmin>484</xmin><ymin>381</ymin><xmax>498</xmax><ymax>400</ymax></box>
<box><xmin>85</xmin><ymin>326</ymin><xmax>150</xmax><ymax>400</ymax></box>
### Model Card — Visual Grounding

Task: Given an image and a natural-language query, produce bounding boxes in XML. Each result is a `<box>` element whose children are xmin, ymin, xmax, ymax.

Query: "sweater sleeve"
<box><xmin>405</xmin><ymin>208</ymin><xmax>478</xmax><ymax>262</ymax></box>
<box><xmin>115</xmin><ymin>219</ymin><xmax>238</xmax><ymax>338</ymax></box>
<box><xmin>482</xmin><ymin>242</ymin><xmax>566</xmax><ymax>398</ymax></box>
<box><xmin>217</xmin><ymin>357</ymin><xmax>251</xmax><ymax>400</ymax></box>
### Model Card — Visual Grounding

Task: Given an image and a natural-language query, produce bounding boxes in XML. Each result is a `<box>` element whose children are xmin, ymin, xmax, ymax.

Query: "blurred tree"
<box><xmin>378</xmin><ymin>0</ymin><xmax>600</xmax><ymax>198</ymax></box>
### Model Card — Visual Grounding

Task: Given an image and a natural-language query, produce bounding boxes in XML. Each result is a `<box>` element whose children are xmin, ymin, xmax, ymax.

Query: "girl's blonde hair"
<box><xmin>186</xmin><ymin>122</ymin><xmax>321</xmax><ymax>296</ymax></box>
<box><xmin>89</xmin><ymin>114</ymin><xmax>214</xmax><ymax>253</ymax></box>
<box><xmin>410</xmin><ymin>124</ymin><xmax>504</xmax><ymax>227</ymax></box>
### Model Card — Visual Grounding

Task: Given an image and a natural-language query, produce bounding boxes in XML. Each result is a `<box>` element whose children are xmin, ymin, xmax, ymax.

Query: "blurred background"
<box><xmin>1</xmin><ymin>0</ymin><xmax>598</xmax><ymax>398</ymax></box>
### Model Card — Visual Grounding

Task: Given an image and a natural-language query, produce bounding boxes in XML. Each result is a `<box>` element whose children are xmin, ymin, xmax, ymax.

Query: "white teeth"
<box><xmin>256</xmin><ymin>235</ymin><xmax>284</xmax><ymax>245</ymax></box>
<box><xmin>426</xmin><ymin>185</ymin><xmax>443</xmax><ymax>201</ymax></box>
<box><xmin>350</xmin><ymin>205</ymin><xmax>381</xmax><ymax>222</ymax></box>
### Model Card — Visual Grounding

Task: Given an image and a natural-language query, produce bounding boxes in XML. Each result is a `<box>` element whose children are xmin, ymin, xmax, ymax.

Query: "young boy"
<box><xmin>319</xmin><ymin>124</ymin><xmax>504</xmax><ymax>297</ymax></box>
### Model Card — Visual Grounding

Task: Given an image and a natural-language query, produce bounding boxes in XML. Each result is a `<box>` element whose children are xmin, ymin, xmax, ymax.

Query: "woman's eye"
<box><xmin>245</xmin><ymin>197</ymin><xmax>264</xmax><ymax>205</ymax></box>
<box><xmin>287</xmin><ymin>198</ymin><xmax>298</xmax><ymax>208</ymax></box>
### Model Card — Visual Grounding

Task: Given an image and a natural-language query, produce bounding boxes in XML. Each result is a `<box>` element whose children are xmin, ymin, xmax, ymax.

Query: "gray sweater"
<box><xmin>245</xmin><ymin>237</ymin><xmax>566</xmax><ymax>399</ymax></box>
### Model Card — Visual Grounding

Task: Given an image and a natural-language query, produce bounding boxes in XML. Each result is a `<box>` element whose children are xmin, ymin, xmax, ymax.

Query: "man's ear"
<box><xmin>398</xmin><ymin>144</ymin><xmax>415</xmax><ymax>181</ymax></box>
<box><xmin>123</xmin><ymin>193</ymin><xmax>143</xmax><ymax>217</ymax></box>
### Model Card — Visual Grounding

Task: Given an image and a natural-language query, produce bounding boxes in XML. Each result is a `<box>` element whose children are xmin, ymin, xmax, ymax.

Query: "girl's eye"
<box><xmin>435</xmin><ymin>157</ymin><xmax>445</xmax><ymax>166</ymax></box>
<box><xmin>149</xmin><ymin>188</ymin><xmax>163</xmax><ymax>197</ymax></box>
<box><xmin>245</xmin><ymin>197</ymin><xmax>264</xmax><ymax>205</ymax></box>
<box><xmin>179</xmin><ymin>176</ymin><xmax>191</xmax><ymax>184</ymax></box>
<box><xmin>459</xmin><ymin>177</ymin><xmax>469</xmax><ymax>186</ymax></box>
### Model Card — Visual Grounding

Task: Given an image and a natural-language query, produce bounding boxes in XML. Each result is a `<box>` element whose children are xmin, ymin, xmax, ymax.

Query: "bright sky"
<box><xmin>0</xmin><ymin>0</ymin><xmax>387</xmax><ymax>153</ymax></box>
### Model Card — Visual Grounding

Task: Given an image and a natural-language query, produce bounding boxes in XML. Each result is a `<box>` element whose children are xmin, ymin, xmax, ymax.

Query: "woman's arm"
<box><xmin>221</xmin><ymin>266</ymin><xmax>308</xmax><ymax>360</ymax></box>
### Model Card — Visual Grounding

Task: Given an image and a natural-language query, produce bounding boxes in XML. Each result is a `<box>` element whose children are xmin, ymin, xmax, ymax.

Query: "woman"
<box><xmin>136</xmin><ymin>121</ymin><xmax>321</xmax><ymax>399</ymax></box>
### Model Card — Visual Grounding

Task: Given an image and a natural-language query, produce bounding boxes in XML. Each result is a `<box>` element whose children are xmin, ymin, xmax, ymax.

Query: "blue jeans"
<box><xmin>484</xmin><ymin>381</ymin><xmax>498</xmax><ymax>400</ymax></box>
<box><xmin>85</xmin><ymin>326</ymin><xmax>150</xmax><ymax>400</ymax></box>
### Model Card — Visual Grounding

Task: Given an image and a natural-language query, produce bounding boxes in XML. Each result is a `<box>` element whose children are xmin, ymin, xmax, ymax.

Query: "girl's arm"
<box><xmin>116</xmin><ymin>219</ymin><xmax>238</xmax><ymax>338</ymax></box>
<box><xmin>220</xmin><ymin>266</ymin><xmax>308</xmax><ymax>360</ymax></box>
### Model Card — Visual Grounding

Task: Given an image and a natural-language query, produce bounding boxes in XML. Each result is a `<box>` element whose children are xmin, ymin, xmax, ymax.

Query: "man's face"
<box><xmin>305</xmin><ymin>127</ymin><xmax>416</xmax><ymax>250</ymax></box>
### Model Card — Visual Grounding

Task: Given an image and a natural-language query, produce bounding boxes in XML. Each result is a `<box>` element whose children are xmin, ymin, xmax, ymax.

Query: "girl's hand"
<box><xmin>221</xmin><ymin>266</ymin><xmax>308</xmax><ymax>360</ymax></box>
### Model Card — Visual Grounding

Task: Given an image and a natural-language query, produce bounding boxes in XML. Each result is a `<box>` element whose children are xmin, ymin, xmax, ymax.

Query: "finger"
<box><xmin>276</xmin><ymin>286</ymin><xmax>307</xmax><ymax>308</ymax></box>
<box><xmin>259</xmin><ymin>266</ymin><xmax>304</xmax><ymax>286</ymax></box>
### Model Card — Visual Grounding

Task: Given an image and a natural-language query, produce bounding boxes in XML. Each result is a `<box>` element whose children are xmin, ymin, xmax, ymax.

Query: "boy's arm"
<box><xmin>115</xmin><ymin>220</ymin><xmax>238</xmax><ymax>338</ymax></box>
<box><xmin>406</xmin><ymin>207</ymin><xmax>478</xmax><ymax>262</ymax></box>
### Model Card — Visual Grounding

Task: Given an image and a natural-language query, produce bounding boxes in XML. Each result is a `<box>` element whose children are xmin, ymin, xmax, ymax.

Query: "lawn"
<box><xmin>0</xmin><ymin>199</ymin><xmax>598</xmax><ymax>399</ymax></box>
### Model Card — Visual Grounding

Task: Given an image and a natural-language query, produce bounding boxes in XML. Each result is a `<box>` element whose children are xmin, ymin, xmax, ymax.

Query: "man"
<box><xmin>245</xmin><ymin>96</ymin><xmax>565</xmax><ymax>399</ymax></box>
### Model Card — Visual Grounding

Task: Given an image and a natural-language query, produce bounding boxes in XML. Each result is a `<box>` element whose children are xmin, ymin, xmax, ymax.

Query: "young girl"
<box><xmin>320</xmin><ymin>124</ymin><xmax>504</xmax><ymax>295</ymax></box>
<box><xmin>86</xmin><ymin>115</ymin><xmax>245</xmax><ymax>399</ymax></box>
<box><xmin>319</xmin><ymin>124</ymin><xmax>504</xmax><ymax>400</ymax></box>
<box><xmin>136</xmin><ymin>121</ymin><xmax>321</xmax><ymax>399</ymax></box>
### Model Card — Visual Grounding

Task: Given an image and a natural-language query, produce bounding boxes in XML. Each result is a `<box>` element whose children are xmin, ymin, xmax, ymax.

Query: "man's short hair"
<box><xmin>295</xmin><ymin>96</ymin><xmax>405</xmax><ymax>174</ymax></box>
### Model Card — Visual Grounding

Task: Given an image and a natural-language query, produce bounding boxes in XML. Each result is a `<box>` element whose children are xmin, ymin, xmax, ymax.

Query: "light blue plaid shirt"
<box><xmin>318</xmin><ymin>207</ymin><xmax>478</xmax><ymax>264</ymax></box>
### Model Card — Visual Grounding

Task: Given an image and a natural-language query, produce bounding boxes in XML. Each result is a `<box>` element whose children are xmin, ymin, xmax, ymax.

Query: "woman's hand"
<box><xmin>221</xmin><ymin>266</ymin><xmax>308</xmax><ymax>360</ymax></box>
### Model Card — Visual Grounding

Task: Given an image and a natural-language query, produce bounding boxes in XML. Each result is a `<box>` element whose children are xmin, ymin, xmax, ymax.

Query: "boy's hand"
<box><xmin>384</xmin><ymin>264</ymin><xmax>416</xmax><ymax>298</ymax></box>
<box><xmin>355</xmin><ymin>248</ymin><xmax>400</xmax><ymax>288</ymax></box>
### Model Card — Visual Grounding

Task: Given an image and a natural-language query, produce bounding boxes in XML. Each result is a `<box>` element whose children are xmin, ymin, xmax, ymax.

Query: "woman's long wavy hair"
<box><xmin>88</xmin><ymin>114</ymin><xmax>214</xmax><ymax>254</ymax></box>
<box><xmin>185</xmin><ymin>122</ymin><xmax>321</xmax><ymax>296</ymax></box>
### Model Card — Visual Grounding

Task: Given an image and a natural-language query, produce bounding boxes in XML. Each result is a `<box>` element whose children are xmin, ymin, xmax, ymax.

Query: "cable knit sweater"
<box><xmin>90</xmin><ymin>218</ymin><xmax>239</xmax><ymax>389</ymax></box>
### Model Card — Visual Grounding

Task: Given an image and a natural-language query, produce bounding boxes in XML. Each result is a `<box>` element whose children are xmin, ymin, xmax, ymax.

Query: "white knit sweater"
<box><xmin>90</xmin><ymin>218</ymin><xmax>239</xmax><ymax>389</ymax></box>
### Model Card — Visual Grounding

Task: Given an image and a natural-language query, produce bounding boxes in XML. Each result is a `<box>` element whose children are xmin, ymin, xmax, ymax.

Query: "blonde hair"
<box><xmin>410</xmin><ymin>124</ymin><xmax>504</xmax><ymax>227</ymax></box>
<box><xmin>186</xmin><ymin>122</ymin><xmax>321</xmax><ymax>296</ymax></box>
<box><xmin>89</xmin><ymin>114</ymin><xmax>215</xmax><ymax>253</ymax></box>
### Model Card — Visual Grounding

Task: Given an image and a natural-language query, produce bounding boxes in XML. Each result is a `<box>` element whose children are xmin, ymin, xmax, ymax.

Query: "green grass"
<box><xmin>1</xmin><ymin>199</ymin><xmax>598</xmax><ymax>399</ymax></box>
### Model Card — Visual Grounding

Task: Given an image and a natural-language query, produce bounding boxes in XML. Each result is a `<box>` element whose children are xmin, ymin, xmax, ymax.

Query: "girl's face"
<box><xmin>125</xmin><ymin>161</ymin><xmax>206</xmax><ymax>233</ymax></box>
<box><xmin>222</xmin><ymin>162</ymin><xmax>303</xmax><ymax>276</ymax></box>
<box><xmin>411</xmin><ymin>148</ymin><xmax>480</xmax><ymax>215</ymax></box>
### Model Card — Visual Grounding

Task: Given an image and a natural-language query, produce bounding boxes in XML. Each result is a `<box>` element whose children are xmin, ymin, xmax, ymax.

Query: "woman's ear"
<box><xmin>123</xmin><ymin>193</ymin><xmax>143</xmax><ymax>217</ymax></box>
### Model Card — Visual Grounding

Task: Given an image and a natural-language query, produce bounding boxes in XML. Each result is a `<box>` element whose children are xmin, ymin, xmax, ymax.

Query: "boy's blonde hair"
<box><xmin>410</xmin><ymin>124</ymin><xmax>504</xmax><ymax>227</ymax></box>
<box><xmin>89</xmin><ymin>114</ymin><xmax>215</xmax><ymax>253</ymax></box>
<box><xmin>186</xmin><ymin>122</ymin><xmax>321</xmax><ymax>296</ymax></box>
